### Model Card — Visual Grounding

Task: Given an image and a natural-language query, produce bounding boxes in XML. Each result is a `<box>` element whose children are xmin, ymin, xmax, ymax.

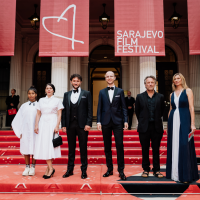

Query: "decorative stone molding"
<box><xmin>165</xmin><ymin>38</ymin><xmax>184</xmax><ymax>61</ymax></box>
<box><xmin>89</xmin><ymin>38</ymin><xmax>114</xmax><ymax>55</ymax></box>
<box><xmin>102</xmin><ymin>36</ymin><xmax>109</xmax><ymax>45</ymax></box>
<box><xmin>27</xmin><ymin>42</ymin><xmax>39</xmax><ymax>62</ymax></box>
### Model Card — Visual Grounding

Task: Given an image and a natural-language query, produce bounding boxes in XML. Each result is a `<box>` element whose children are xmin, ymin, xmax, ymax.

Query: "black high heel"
<box><xmin>43</xmin><ymin>167</ymin><xmax>49</xmax><ymax>178</ymax></box>
<box><xmin>44</xmin><ymin>168</ymin><xmax>55</xmax><ymax>179</ymax></box>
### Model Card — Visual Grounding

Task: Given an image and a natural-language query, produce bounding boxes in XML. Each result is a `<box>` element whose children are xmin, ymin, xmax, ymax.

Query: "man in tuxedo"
<box><xmin>125</xmin><ymin>91</ymin><xmax>135</xmax><ymax>130</ymax></box>
<box><xmin>97</xmin><ymin>71</ymin><xmax>128</xmax><ymax>180</ymax></box>
<box><xmin>135</xmin><ymin>76</ymin><xmax>165</xmax><ymax>178</ymax></box>
<box><xmin>61</xmin><ymin>74</ymin><xmax>92</xmax><ymax>179</ymax></box>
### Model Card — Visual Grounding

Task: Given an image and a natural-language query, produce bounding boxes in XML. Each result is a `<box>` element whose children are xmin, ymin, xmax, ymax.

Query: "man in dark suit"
<box><xmin>61</xmin><ymin>74</ymin><xmax>92</xmax><ymax>179</ymax></box>
<box><xmin>135</xmin><ymin>75</ymin><xmax>165</xmax><ymax>178</ymax></box>
<box><xmin>97</xmin><ymin>71</ymin><xmax>128</xmax><ymax>180</ymax></box>
<box><xmin>125</xmin><ymin>91</ymin><xmax>135</xmax><ymax>130</ymax></box>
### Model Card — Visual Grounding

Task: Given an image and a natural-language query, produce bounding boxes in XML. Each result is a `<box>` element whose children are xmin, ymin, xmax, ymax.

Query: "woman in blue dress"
<box><xmin>166</xmin><ymin>73</ymin><xmax>199</xmax><ymax>183</ymax></box>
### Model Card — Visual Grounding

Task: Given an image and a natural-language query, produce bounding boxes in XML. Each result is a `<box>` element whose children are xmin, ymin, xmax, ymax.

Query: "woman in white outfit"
<box><xmin>34</xmin><ymin>83</ymin><xmax>64</xmax><ymax>179</ymax></box>
<box><xmin>12</xmin><ymin>86</ymin><xmax>38</xmax><ymax>176</ymax></box>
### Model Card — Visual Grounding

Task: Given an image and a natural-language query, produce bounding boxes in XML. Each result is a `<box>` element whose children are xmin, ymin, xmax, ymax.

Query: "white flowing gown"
<box><xmin>34</xmin><ymin>96</ymin><xmax>64</xmax><ymax>160</ymax></box>
<box><xmin>12</xmin><ymin>101</ymin><xmax>37</xmax><ymax>155</ymax></box>
<box><xmin>171</xmin><ymin>90</ymin><xmax>182</xmax><ymax>181</ymax></box>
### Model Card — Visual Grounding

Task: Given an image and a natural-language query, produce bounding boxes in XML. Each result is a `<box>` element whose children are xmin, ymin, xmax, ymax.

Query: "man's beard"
<box><xmin>72</xmin><ymin>85</ymin><xmax>80</xmax><ymax>90</ymax></box>
<box><xmin>146</xmin><ymin>88</ymin><xmax>155</xmax><ymax>91</ymax></box>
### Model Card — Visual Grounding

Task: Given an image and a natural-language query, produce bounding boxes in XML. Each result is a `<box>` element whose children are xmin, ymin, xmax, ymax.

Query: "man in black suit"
<box><xmin>97</xmin><ymin>71</ymin><xmax>128</xmax><ymax>180</ymax></box>
<box><xmin>61</xmin><ymin>74</ymin><xmax>92</xmax><ymax>179</ymax></box>
<box><xmin>135</xmin><ymin>75</ymin><xmax>165</xmax><ymax>178</ymax></box>
<box><xmin>125</xmin><ymin>91</ymin><xmax>135</xmax><ymax>130</ymax></box>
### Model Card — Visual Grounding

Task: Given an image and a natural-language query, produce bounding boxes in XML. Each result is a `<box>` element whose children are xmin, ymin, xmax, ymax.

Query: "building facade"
<box><xmin>0</xmin><ymin>0</ymin><xmax>200</xmax><ymax>128</ymax></box>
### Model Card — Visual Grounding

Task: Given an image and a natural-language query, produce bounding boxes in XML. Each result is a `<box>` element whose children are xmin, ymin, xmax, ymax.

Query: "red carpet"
<box><xmin>1</xmin><ymin>194</ymin><xmax>200</xmax><ymax>200</ymax></box>
<box><xmin>0</xmin><ymin>130</ymin><xmax>200</xmax><ymax>198</ymax></box>
<box><xmin>0</xmin><ymin>130</ymin><xmax>200</xmax><ymax>165</ymax></box>
<box><xmin>0</xmin><ymin>165</ymin><xmax>199</xmax><ymax>196</ymax></box>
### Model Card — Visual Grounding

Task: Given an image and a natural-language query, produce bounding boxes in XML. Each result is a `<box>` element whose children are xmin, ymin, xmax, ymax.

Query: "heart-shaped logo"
<box><xmin>42</xmin><ymin>4</ymin><xmax>84</xmax><ymax>50</ymax></box>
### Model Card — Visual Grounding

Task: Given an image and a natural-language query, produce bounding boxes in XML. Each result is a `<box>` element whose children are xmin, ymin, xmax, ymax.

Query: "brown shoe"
<box><xmin>141</xmin><ymin>171</ymin><xmax>149</xmax><ymax>178</ymax></box>
<box><xmin>153</xmin><ymin>171</ymin><xmax>164</xmax><ymax>178</ymax></box>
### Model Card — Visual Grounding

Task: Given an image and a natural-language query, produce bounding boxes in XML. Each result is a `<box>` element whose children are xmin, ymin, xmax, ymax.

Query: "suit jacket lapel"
<box><xmin>112</xmin><ymin>87</ymin><xmax>118</xmax><ymax>101</ymax></box>
<box><xmin>68</xmin><ymin>91</ymin><xmax>72</xmax><ymax>107</ymax></box>
<box><xmin>105</xmin><ymin>88</ymin><xmax>110</xmax><ymax>103</ymax></box>
<box><xmin>78</xmin><ymin>90</ymin><xmax>84</xmax><ymax>105</ymax></box>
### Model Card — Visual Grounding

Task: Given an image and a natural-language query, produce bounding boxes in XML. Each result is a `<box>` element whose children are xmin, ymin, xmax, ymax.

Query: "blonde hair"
<box><xmin>172</xmin><ymin>73</ymin><xmax>188</xmax><ymax>91</ymax></box>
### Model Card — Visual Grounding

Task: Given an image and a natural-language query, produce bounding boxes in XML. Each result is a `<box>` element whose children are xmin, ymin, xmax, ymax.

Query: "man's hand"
<box><xmin>128</xmin><ymin>106</ymin><xmax>132</xmax><ymax>109</ymax></box>
<box><xmin>123</xmin><ymin>122</ymin><xmax>128</xmax><ymax>130</ymax></box>
<box><xmin>10</xmin><ymin>103</ymin><xmax>14</xmax><ymax>106</ymax></box>
<box><xmin>20</xmin><ymin>134</ymin><xmax>22</xmax><ymax>139</ymax></box>
<box><xmin>97</xmin><ymin>124</ymin><xmax>102</xmax><ymax>131</ymax></box>
<box><xmin>62</xmin><ymin>127</ymin><xmax>67</xmax><ymax>133</ymax></box>
<box><xmin>84</xmin><ymin>125</ymin><xmax>91</xmax><ymax>131</ymax></box>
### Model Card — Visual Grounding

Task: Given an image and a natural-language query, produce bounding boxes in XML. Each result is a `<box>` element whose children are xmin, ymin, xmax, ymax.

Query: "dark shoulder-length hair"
<box><xmin>46</xmin><ymin>83</ymin><xmax>56</xmax><ymax>94</ymax></box>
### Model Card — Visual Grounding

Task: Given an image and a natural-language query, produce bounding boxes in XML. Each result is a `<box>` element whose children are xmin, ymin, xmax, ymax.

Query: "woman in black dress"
<box><xmin>6</xmin><ymin>89</ymin><xmax>19</xmax><ymax>128</ymax></box>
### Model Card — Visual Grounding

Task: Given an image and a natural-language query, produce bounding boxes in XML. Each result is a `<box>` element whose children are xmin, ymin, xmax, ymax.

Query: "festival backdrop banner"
<box><xmin>114</xmin><ymin>0</ymin><xmax>165</xmax><ymax>56</ymax></box>
<box><xmin>188</xmin><ymin>0</ymin><xmax>200</xmax><ymax>55</ymax></box>
<box><xmin>39</xmin><ymin>0</ymin><xmax>89</xmax><ymax>57</ymax></box>
<box><xmin>0</xmin><ymin>0</ymin><xmax>16</xmax><ymax>56</ymax></box>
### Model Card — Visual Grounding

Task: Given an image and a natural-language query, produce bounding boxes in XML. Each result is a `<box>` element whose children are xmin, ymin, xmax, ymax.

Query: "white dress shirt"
<box><xmin>71</xmin><ymin>87</ymin><xmax>81</xmax><ymax>104</ymax></box>
<box><xmin>108</xmin><ymin>85</ymin><xmax>115</xmax><ymax>103</ymax></box>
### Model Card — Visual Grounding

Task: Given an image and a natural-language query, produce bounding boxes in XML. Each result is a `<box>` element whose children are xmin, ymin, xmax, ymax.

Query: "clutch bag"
<box><xmin>52</xmin><ymin>132</ymin><xmax>63</xmax><ymax>148</ymax></box>
<box><xmin>8</xmin><ymin>108</ymin><xmax>17</xmax><ymax>115</ymax></box>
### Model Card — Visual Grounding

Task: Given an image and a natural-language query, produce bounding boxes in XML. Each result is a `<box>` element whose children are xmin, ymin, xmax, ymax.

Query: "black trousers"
<box><xmin>139</xmin><ymin>122</ymin><xmax>163</xmax><ymax>173</ymax></box>
<box><xmin>67</xmin><ymin>120</ymin><xmax>88</xmax><ymax>172</ymax></box>
<box><xmin>128</xmin><ymin>109</ymin><xmax>134</xmax><ymax>129</ymax></box>
<box><xmin>102</xmin><ymin>119</ymin><xmax>124</xmax><ymax>173</ymax></box>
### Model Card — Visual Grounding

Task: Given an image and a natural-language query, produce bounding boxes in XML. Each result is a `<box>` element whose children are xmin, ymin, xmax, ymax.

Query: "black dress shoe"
<box><xmin>119</xmin><ymin>172</ymin><xmax>126</xmax><ymax>180</ymax></box>
<box><xmin>44</xmin><ymin>168</ymin><xmax>55</xmax><ymax>179</ymax></box>
<box><xmin>63</xmin><ymin>170</ymin><xmax>73</xmax><ymax>178</ymax></box>
<box><xmin>81</xmin><ymin>171</ymin><xmax>87</xmax><ymax>179</ymax></box>
<box><xmin>103</xmin><ymin>170</ymin><xmax>113</xmax><ymax>177</ymax></box>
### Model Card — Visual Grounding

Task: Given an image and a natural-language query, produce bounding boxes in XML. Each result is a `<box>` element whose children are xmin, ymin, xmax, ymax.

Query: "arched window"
<box><xmin>89</xmin><ymin>45</ymin><xmax>121</xmax><ymax>62</ymax></box>
<box><xmin>89</xmin><ymin>45</ymin><xmax>121</xmax><ymax>118</ymax></box>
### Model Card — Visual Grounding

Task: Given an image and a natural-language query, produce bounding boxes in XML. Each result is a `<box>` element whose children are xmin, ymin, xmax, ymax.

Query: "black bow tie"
<box><xmin>73</xmin><ymin>89</ymin><xmax>78</xmax><ymax>93</ymax></box>
<box><xmin>107</xmin><ymin>87</ymin><xmax>114</xmax><ymax>90</ymax></box>
<box><xmin>29</xmin><ymin>102</ymin><xmax>35</xmax><ymax>106</ymax></box>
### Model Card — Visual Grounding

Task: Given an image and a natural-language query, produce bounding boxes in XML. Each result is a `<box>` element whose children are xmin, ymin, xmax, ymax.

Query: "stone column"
<box><xmin>129</xmin><ymin>57</ymin><xmax>140</xmax><ymax>97</ymax></box>
<box><xmin>81</xmin><ymin>57</ymin><xmax>89</xmax><ymax>90</ymax></box>
<box><xmin>140</xmin><ymin>56</ymin><xmax>156</xmax><ymax>93</ymax></box>
<box><xmin>189</xmin><ymin>55</ymin><xmax>200</xmax><ymax>128</ymax></box>
<box><xmin>70</xmin><ymin>57</ymin><xmax>81</xmax><ymax>75</ymax></box>
<box><xmin>129</xmin><ymin>57</ymin><xmax>140</xmax><ymax>129</ymax></box>
<box><xmin>121</xmin><ymin>57</ymin><xmax>129</xmax><ymax>90</ymax></box>
<box><xmin>69</xmin><ymin>57</ymin><xmax>81</xmax><ymax>90</ymax></box>
<box><xmin>51</xmin><ymin>57</ymin><xmax>68</xmax><ymax>100</ymax></box>
<box><xmin>9</xmin><ymin>32</ymin><xmax>23</xmax><ymax>100</ymax></box>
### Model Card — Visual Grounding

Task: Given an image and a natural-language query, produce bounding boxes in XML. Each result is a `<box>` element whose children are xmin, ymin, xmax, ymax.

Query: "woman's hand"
<box><xmin>191</xmin><ymin>124</ymin><xmax>196</xmax><ymax>134</ymax></box>
<box><xmin>34</xmin><ymin>126</ymin><xmax>39</xmax><ymax>134</ymax></box>
<box><xmin>54</xmin><ymin>126</ymin><xmax>59</xmax><ymax>133</ymax></box>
